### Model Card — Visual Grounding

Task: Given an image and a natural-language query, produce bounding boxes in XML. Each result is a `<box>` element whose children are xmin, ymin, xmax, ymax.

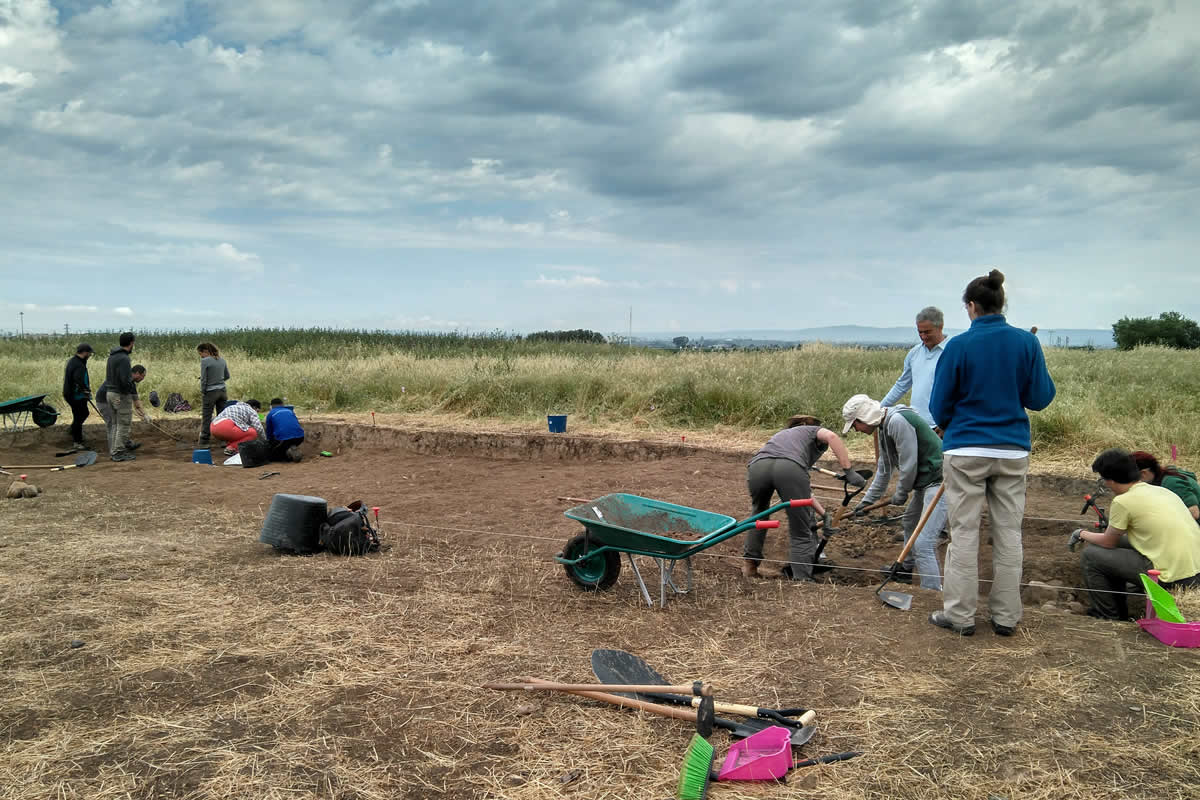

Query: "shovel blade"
<box><xmin>878</xmin><ymin>589</ymin><xmax>913</xmax><ymax>611</ymax></box>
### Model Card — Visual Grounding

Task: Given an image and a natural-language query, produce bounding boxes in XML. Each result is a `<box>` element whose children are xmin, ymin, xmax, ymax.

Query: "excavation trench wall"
<box><xmin>4</xmin><ymin>417</ymin><xmax>1098</xmax><ymax>496</ymax></box>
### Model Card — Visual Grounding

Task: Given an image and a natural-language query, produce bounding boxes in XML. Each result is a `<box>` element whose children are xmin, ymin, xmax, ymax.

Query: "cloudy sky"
<box><xmin>2</xmin><ymin>0</ymin><xmax>1197</xmax><ymax>337</ymax></box>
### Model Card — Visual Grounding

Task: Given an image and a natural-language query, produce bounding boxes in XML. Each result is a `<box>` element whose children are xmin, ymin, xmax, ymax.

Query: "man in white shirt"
<box><xmin>881</xmin><ymin>307</ymin><xmax>948</xmax><ymax>430</ymax></box>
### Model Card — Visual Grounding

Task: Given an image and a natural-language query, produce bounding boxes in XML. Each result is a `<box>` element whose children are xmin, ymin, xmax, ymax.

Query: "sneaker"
<box><xmin>223</xmin><ymin>447</ymin><xmax>237</xmax><ymax>456</ymax></box>
<box><xmin>125</xmin><ymin>441</ymin><xmax>142</xmax><ymax>451</ymax></box>
<box><xmin>69</xmin><ymin>441</ymin><xmax>86</xmax><ymax>452</ymax></box>
<box><xmin>929</xmin><ymin>611</ymin><xmax>974</xmax><ymax>636</ymax></box>
<box><xmin>285</xmin><ymin>445</ymin><xmax>303</xmax><ymax>463</ymax></box>
<box><xmin>991</xmin><ymin>620</ymin><xmax>1016</xmax><ymax>637</ymax></box>
<box><xmin>741</xmin><ymin>559</ymin><xmax>760</xmax><ymax>579</ymax></box>
<box><xmin>110</xmin><ymin>452</ymin><xmax>136</xmax><ymax>462</ymax></box>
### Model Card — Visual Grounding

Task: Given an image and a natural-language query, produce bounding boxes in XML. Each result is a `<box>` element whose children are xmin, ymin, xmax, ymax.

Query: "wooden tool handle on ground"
<box><xmin>694</xmin><ymin>698</ymin><xmax>817</xmax><ymax>726</ymax></box>
<box><xmin>0</xmin><ymin>465</ymin><xmax>57</xmax><ymax>470</ymax></box>
<box><xmin>484</xmin><ymin>681</ymin><xmax>713</xmax><ymax>696</ymax></box>
<box><xmin>510</xmin><ymin>676</ymin><xmax>700</xmax><ymax>723</ymax></box>
<box><xmin>894</xmin><ymin>484</ymin><xmax>946</xmax><ymax>565</ymax></box>
<box><xmin>853</xmin><ymin>498</ymin><xmax>892</xmax><ymax>518</ymax></box>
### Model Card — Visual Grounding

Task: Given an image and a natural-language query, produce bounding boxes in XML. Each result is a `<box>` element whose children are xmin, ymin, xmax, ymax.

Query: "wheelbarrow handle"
<box><xmin>788</xmin><ymin>498</ymin><xmax>814</xmax><ymax>507</ymax></box>
<box><xmin>754</xmin><ymin>520</ymin><xmax>779</xmax><ymax>529</ymax></box>
<box><xmin>484</xmin><ymin>680</ymin><xmax>714</xmax><ymax>696</ymax></box>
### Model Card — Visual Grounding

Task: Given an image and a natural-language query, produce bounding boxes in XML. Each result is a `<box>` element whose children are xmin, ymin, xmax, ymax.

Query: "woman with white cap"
<box><xmin>842</xmin><ymin>394</ymin><xmax>947</xmax><ymax>591</ymax></box>
<box><xmin>743</xmin><ymin>414</ymin><xmax>866</xmax><ymax>581</ymax></box>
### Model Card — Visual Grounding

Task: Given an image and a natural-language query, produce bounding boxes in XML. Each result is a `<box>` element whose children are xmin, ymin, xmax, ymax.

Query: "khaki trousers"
<box><xmin>942</xmin><ymin>454</ymin><xmax>1029</xmax><ymax>627</ymax></box>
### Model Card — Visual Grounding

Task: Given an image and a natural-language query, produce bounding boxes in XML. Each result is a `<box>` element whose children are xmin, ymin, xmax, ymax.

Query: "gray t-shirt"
<box><xmin>200</xmin><ymin>356</ymin><xmax>229</xmax><ymax>393</ymax></box>
<box><xmin>748</xmin><ymin>425</ymin><xmax>828</xmax><ymax>469</ymax></box>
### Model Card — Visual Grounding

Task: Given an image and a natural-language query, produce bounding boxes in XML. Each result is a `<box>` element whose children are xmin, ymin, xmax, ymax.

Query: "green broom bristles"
<box><xmin>677</xmin><ymin>733</ymin><xmax>715</xmax><ymax>800</ymax></box>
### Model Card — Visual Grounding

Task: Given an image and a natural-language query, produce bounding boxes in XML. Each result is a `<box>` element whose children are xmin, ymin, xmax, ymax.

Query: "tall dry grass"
<box><xmin>3</xmin><ymin>331</ymin><xmax>1197</xmax><ymax>470</ymax></box>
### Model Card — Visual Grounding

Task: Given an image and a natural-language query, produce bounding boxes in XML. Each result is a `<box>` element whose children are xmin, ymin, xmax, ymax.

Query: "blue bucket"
<box><xmin>192</xmin><ymin>448</ymin><xmax>213</xmax><ymax>465</ymax></box>
<box><xmin>547</xmin><ymin>414</ymin><xmax>568</xmax><ymax>433</ymax></box>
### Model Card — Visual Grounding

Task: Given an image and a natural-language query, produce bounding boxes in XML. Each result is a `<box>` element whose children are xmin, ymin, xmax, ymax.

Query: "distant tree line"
<box><xmin>524</xmin><ymin>329</ymin><xmax>606</xmax><ymax>344</ymax></box>
<box><xmin>1112</xmin><ymin>311</ymin><xmax>1200</xmax><ymax>350</ymax></box>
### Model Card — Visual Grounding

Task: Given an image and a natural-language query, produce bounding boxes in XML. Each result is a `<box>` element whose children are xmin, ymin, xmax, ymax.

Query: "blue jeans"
<box><xmin>901</xmin><ymin>485</ymin><xmax>948</xmax><ymax>590</ymax></box>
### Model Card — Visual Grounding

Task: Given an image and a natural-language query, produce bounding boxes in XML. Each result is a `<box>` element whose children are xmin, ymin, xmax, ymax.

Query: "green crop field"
<box><xmin>2</xmin><ymin>329</ymin><xmax>1197</xmax><ymax>471</ymax></box>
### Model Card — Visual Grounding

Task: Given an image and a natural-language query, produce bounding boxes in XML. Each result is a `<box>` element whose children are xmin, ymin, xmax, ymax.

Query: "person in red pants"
<box><xmin>210</xmin><ymin>399</ymin><xmax>265</xmax><ymax>456</ymax></box>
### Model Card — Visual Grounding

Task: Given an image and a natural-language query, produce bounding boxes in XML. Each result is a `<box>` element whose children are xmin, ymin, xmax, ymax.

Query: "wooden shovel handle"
<box><xmin>696</xmin><ymin>698</ymin><xmax>817</xmax><ymax>726</ymax></box>
<box><xmin>484</xmin><ymin>681</ymin><xmax>713</xmax><ymax>696</ymax></box>
<box><xmin>0</xmin><ymin>465</ymin><xmax>57</xmax><ymax>470</ymax></box>
<box><xmin>510</xmin><ymin>676</ymin><xmax>700</xmax><ymax>723</ymax></box>
<box><xmin>894</xmin><ymin>484</ymin><xmax>946</xmax><ymax>565</ymax></box>
<box><xmin>853</xmin><ymin>498</ymin><xmax>892</xmax><ymax>518</ymax></box>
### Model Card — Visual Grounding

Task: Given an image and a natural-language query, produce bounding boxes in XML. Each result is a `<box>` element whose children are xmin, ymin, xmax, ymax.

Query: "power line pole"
<box><xmin>628</xmin><ymin>306</ymin><xmax>632</xmax><ymax>347</ymax></box>
<box><xmin>19</xmin><ymin>311</ymin><xmax>24</xmax><ymax>337</ymax></box>
<box><xmin>65</xmin><ymin>323</ymin><xmax>70</xmax><ymax>337</ymax></box>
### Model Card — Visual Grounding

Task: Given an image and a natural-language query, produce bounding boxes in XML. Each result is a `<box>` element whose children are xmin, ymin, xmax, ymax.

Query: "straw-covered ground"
<box><xmin>1</xmin><ymin>423</ymin><xmax>1198</xmax><ymax>799</ymax></box>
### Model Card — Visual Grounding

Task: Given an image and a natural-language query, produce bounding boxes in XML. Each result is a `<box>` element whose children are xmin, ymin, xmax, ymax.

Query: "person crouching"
<box><xmin>210</xmin><ymin>399</ymin><xmax>265</xmax><ymax>456</ymax></box>
<box><xmin>265</xmin><ymin>398</ymin><xmax>305</xmax><ymax>462</ymax></box>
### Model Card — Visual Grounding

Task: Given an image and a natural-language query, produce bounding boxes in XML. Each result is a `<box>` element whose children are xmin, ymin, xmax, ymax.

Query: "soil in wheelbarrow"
<box><xmin>4</xmin><ymin>422</ymin><xmax>1187</xmax><ymax>800</ymax></box>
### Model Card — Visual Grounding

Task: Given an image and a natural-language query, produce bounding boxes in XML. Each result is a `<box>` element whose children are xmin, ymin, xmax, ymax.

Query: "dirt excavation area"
<box><xmin>2</xmin><ymin>422</ymin><xmax>1198</xmax><ymax>800</ymax></box>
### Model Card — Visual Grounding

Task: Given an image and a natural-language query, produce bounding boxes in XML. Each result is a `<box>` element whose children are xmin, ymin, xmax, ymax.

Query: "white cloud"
<box><xmin>15</xmin><ymin>303</ymin><xmax>99</xmax><ymax>312</ymax></box>
<box><xmin>113</xmin><ymin>306</ymin><xmax>134</xmax><ymax>316</ymax></box>
<box><xmin>529</xmin><ymin>274</ymin><xmax>611</xmax><ymax>289</ymax></box>
<box><xmin>718</xmin><ymin>279</ymin><xmax>739</xmax><ymax>294</ymax></box>
<box><xmin>214</xmin><ymin>242</ymin><xmax>264</xmax><ymax>274</ymax></box>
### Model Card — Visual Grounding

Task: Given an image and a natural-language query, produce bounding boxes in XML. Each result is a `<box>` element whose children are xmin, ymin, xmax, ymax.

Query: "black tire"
<box><xmin>561</xmin><ymin>532</ymin><xmax>621</xmax><ymax>590</ymax></box>
<box><xmin>33</xmin><ymin>402</ymin><xmax>58</xmax><ymax>428</ymax></box>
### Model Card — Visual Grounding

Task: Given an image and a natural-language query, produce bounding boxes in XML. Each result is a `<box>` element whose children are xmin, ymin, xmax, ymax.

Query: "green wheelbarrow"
<box><xmin>556</xmin><ymin>494</ymin><xmax>814</xmax><ymax>607</ymax></box>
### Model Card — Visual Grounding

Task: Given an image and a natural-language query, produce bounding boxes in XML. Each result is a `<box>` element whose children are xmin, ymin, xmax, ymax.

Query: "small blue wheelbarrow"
<box><xmin>556</xmin><ymin>494</ymin><xmax>813</xmax><ymax>606</ymax></box>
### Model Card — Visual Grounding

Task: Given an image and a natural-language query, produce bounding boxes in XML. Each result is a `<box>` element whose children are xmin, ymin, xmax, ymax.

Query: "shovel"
<box><xmin>591</xmin><ymin>649</ymin><xmax>818</xmax><ymax>746</ymax></box>
<box><xmin>2</xmin><ymin>451</ymin><xmax>97</xmax><ymax>471</ymax></box>
<box><xmin>511</xmin><ymin>676</ymin><xmax>766</xmax><ymax>742</ymax></box>
<box><xmin>875</xmin><ymin>484</ymin><xmax>945</xmax><ymax>611</ymax></box>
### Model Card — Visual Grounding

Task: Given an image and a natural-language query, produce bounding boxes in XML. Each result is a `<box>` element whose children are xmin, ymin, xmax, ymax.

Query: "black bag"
<box><xmin>239</xmin><ymin>439</ymin><xmax>271</xmax><ymax>468</ymax></box>
<box><xmin>318</xmin><ymin>501</ymin><xmax>380</xmax><ymax>556</ymax></box>
<box><xmin>163</xmin><ymin>392</ymin><xmax>191</xmax><ymax>413</ymax></box>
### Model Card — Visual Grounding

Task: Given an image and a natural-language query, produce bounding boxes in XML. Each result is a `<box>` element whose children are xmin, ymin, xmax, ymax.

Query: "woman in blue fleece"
<box><xmin>927</xmin><ymin>270</ymin><xmax>1056</xmax><ymax>637</ymax></box>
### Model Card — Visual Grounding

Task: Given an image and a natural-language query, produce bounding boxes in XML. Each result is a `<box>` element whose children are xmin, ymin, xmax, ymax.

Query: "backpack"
<box><xmin>163</xmin><ymin>392</ymin><xmax>191</xmax><ymax>413</ymax></box>
<box><xmin>319</xmin><ymin>501</ymin><xmax>380</xmax><ymax>556</ymax></box>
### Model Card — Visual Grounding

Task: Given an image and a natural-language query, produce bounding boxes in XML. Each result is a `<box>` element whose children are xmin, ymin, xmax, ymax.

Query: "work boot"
<box><xmin>111</xmin><ymin>452</ymin><xmax>136</xmax><ymax>462</ymax></box>
<box><xmin>286</xmin><ymin>445</ymin><xmax>303</xmax><ymax>463</ymax></box>
<box><xmin>125</xmin><ymin>440</ymin><xmax>142</xmax><ymax>451</ymax></box>
<box><xmin>741</xmin><ymin>559</ymin><xmax>760</xmax><ymax>579</ymax></box>
<box><xmin>69</xmin><ymin>441</ymin><xmax>86</xmax><ymax>452</ymax></box>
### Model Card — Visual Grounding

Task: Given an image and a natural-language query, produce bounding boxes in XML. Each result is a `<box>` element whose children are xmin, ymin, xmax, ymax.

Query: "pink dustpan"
<box><xmin>1136</xmin><ymin>571</ymin><xmax>1200</xmax><ymax>649</ymax></box>
<box><xmin>717</xmin><ymin>725</ymin><xmax>792</xmax><ymax>781</ymax></box>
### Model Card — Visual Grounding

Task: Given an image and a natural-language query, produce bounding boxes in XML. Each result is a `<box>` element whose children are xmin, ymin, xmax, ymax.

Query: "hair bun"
<box><xmin>986</xmin><ymin>269</ymin><xmax>1005</xmax><ymax>288</ymax></box>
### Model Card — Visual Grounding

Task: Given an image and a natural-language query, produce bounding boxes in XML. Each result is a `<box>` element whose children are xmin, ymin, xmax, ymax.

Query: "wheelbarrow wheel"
<box><xmin>33</xmin><ymin>402</ymin><xmax>58</xmax><ymax>428</ymax></box>
<box><xmin>561</xmin><ymin>533</ymin><xmax>621</xmax><ymax>590</ymax></box>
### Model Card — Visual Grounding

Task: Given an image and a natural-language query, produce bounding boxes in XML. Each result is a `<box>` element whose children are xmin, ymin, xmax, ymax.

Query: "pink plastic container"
<box><xmin>1136</xmin><ymin>571</ymin><xmax>1200</xmax><ymax>649</ymax></box>
<box><xmin>717</xmin><ymin>725</ymin><xmax>792</xmax><ymax>781</ymax></box>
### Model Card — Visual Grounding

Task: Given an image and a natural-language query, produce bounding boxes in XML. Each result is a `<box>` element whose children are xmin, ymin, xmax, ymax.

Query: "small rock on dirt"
<box><xmin>558</xmin><ymin>769</ymin><xmax>582</xmax><ymax>785</ymax></box>
<box><xmin>1065</xmin><ymin>601</ymin><xmax>1087</xmax><ymax>615</ymax></box>
<box><xmin>503</xmin><ymin>775</ymin><xmax>527</xmax><ymax>788</ymax></box>
<box><xmin>514</xmin><ymin>703</ymin><xmax>537</xmax><ymax>715</ymax></box>
<box><xmin>70</xmin><ymin>640</ymin><xmax>85</xmax><ymax>649</ymax></box>
<box><xmin>1025</xmin><ymin>581</ymin><xmax>1060</xmax><ymax>605</ymax></box>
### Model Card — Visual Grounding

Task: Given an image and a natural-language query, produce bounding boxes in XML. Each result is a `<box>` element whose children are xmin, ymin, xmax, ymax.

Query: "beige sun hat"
<box><xmin>841</xmin><ymin>394</ymin><xmax>884</xmax><ymax>433</ymax></box>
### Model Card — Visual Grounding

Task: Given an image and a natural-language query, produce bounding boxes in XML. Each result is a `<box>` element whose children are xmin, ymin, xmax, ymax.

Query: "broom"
<box><xmin>677</xmin><ymin>733</ymin><xmax>715</xmax><ymax>800</ymax></box>
<box><xmin>677</xmin><ymin>682</ymin><xmax>717</xmax><ymax>800</ymax></box>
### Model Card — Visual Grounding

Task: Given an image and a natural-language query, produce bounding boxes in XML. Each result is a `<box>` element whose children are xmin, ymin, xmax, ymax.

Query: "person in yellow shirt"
<box><xmin>1070</xmin><ymin>449</ymin><xmax>1200</xmax><ymax>620</ymax></box>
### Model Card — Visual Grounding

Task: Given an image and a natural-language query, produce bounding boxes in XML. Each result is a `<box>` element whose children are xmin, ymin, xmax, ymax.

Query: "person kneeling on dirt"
<box><xmin>1071</xmin><ymin>449</ymin><xmax>1200</xmax><ymax>620</ymax></box>
<box><xmin>265</xmin><ymin>398</ymin><xmax>305</xmax><ymax>462</ymax></box>
<box><xmin>842</xmin><ymin>394</ymin><xmax>948</xmax><ymax>591</ymax></box>
<box><xmin>743</xmin><ymin>414</ymin><xmax>866</xmax><ymax>582</ymax></box>
<box><xmin>1130</xmin><ymin>451</ymin><xmax>1200</xmax><ymax>523</ymax></box>
<box><xmin>210</xmin><ymin>399</ymin><xmax>265</xmax><ymax>456</ymax></box>
<box><xmin>97</xmin><ymin>365</ymin><xmax>149</xmax><ymax>457</ymax></box>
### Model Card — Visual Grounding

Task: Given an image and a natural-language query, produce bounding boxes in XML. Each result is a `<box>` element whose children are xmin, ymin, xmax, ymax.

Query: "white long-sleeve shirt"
<box><xmin>880</xmin><ymin>338</ymin><xmax>947</xmax><ymax>427</ymax></box>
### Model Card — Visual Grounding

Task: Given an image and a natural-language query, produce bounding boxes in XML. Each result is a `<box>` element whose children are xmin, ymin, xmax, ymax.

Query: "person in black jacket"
<box><xmin>105</xmin><ymin>332</ymin><xmax>139</xmax><ymax>462</ymax></box>
<box><xmin>61</xmin><ymin>343</ymin><xmax>94</xmax><ymax>451</ymax></box>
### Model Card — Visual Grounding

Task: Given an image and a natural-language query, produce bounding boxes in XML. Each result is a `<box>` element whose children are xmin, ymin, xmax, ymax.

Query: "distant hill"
<box><xmin>636</xmin><ymin>326</ymin><xmax>1116</xmax><ymax>348</ymax></box>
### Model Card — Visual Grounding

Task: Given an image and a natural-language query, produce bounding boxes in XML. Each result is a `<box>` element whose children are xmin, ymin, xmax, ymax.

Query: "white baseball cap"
<box><xmin>842</xmin><ymin>394</ymin><xmax>884</xmax><ymax>434</ymax></box>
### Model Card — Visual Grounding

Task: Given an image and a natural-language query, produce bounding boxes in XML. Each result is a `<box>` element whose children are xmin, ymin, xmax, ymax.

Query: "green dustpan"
<box><xmin>1139</xmin><ymin>574</ymin><xmax>1188</xmax><ymax>624</ymax></box>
